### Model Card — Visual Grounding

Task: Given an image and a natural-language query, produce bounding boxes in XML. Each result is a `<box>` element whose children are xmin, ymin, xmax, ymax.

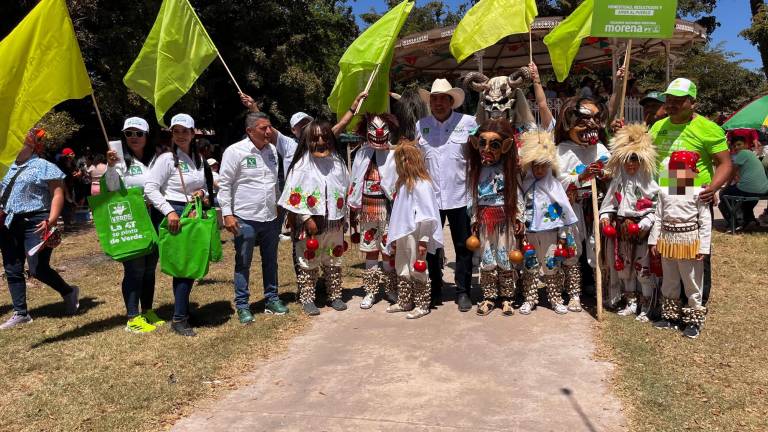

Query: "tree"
<box><xmin>740</xmin><ymin>0</ymin><xmax>768</xmax><ymax>78</ymax></box>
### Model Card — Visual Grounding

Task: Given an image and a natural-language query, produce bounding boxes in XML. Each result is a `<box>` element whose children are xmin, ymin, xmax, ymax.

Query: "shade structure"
<box><xmin>391</xmin><ymin>17</ymin><xmax>706</xmax><ymax>82</ymax></box>
<box><xmin>722</xmin><ymin>96</ymin><xmax>768</xmax><ymax>131</ymax></box>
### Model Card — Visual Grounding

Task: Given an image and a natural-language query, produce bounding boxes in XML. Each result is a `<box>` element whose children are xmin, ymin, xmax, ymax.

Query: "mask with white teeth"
<box><xmin>567</xmin><ymin>102</ymin><xmax>603</xmax><ymax>146</ymax></box>
<box><xmin>367</xmin><ymin>116</ymin><xmax>391</xmax><ymax>150</ymax></box>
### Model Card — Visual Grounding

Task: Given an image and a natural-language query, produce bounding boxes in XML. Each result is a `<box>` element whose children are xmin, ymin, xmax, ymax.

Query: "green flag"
<box><xmin>0</xmin><ymin>0</ymin><xmax>92</xmax><ymax>176</ymax></box>
<box><xmin>543</xmin><ymin>0</ymin><xmax>594</xmax><ymax>82</ymax></box>
<box><xmin>327</xmin><ymin>0</ymin><xmax>414</xmax><ymax>121</ymax></box>
<box><xmin>450</xmin><ymin>0</ymin><xmax>538</xmax><ymax>64</ymax></box>
<box><xmin>123</xmin><ymin>0</ymin><xmax>218</xmax><ymax>127</ymax></box>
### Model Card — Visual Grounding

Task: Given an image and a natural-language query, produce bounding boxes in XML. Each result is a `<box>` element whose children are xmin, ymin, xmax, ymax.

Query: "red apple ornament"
<box><xmin>413</xmin><ymin>260</ymin><xmax>427</xmax><ymax>272</ymax></box>
<box><xmin>306</xmin><ymin>237</ymin><xmax>319</xmax><ymax>251</ymax></box>
<box><xmin>603</xmin><ymin>224</ymin><xmax>617</xmax><ymax>237</ymax></box>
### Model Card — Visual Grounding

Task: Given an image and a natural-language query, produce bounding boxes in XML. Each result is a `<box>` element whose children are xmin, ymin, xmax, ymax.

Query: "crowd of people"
<box><xmin>0</xmin><ymin>63</ymin><xmax>754</xmax><ymax>341</ymax></box>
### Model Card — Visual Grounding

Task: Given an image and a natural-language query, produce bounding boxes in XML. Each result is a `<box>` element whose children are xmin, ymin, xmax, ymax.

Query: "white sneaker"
<box><xmin>386</xmin><ymin>302</ymin><xmax>413</xmax><ymax>313</ymax></box>
<box><xmin>360</xmin><ymin>293</ymin><xmax>375</xmax><ymax>309</ymax></box>
<box><xmin>635</xmin><ymin>311</ymin><xmax>649</xmax><ymax>322</ymax></box>
<box><xmin>617</xmin><ymin>299</ymin><xmax>637</xmax><ymax>316</ymax></box>
<box><xmin>519</xmin><ymin>301</ymin><xmax>534</xmax><ymax>315</ymax></box>
<box><xmin>552</xmin><ymin>302</ymin><xmax>569</xmax><ymax>315</ymax></box>
<box><xmin>0</xmin><ymin>312</ymin><xmax>33</xmax><ymax>329</ymax></box>
<box><xmin>279</xmin><ymin>234</ymin><xmax>291</xmax><ymax>242</ymax></box>
<box><xmin>406</xmin><ymin>307</ymin><xmax>430</xmax><ymax>319</ymax></box>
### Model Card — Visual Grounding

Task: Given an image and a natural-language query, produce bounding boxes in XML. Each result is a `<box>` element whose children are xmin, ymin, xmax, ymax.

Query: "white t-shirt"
<box><xmin>276</xmin><ymin>131</ymin><xmax>299</xmax><ymax>177</ymax></box>
<box><xmin>145</xmin><ymin>149</ymin><xmax>208</xmax><ymax>215</ymax></box>
<box><xmin>104</xmin><ymin>157</ymin><xmax>154</xmax><ymax>191</ymax></box>
<box><xmin>218</xmin><ymin>137</ymin><xmax>279</xmax><ymax>222</ymax></box>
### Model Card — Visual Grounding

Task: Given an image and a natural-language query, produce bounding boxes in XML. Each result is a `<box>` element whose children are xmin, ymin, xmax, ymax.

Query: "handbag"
<box><xmin>87</xmin><ymin>176</ymin><xmax>157</xmax><ymax>261</ymax></box>
<box><xmin>158</xmin><ymin>197</ymin><xmax>217</xmax><ymax>279</ymax></box>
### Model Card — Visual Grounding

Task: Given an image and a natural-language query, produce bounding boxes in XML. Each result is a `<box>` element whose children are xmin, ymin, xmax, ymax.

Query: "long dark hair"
<box><xmin>466</xmin><ymin>119</ymin><xmax>518</xmax><ymax>221</ymax></box>
<box><xmin>120</xmin><ymin>123</ymin><xmax>156</xmax><ymax>169</ymax></box>
<box><xmin>392</xmin><ymin>87</ymin><xmax>429</xmax><ymax>142</ymax></box>
<box><xmin>169</xmin><ymin>126</ymin><xmax>215</xmax><ymax>202</ymax></box>
<box><xmin>287</xmin><ymin>120</ymin><xmax>343</xmax><ymax>175</ymax></box>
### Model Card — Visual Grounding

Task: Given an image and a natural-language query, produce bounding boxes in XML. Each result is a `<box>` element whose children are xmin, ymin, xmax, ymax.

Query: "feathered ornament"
<box><xmin>605</xmin><ymin>123</ymin><xmax>657</xmax><ymax>177</ymax></box>
<box><xmin>519</xmin><ymin>129</ymin><xmax>559</xmax><ymax>176</ymax></box>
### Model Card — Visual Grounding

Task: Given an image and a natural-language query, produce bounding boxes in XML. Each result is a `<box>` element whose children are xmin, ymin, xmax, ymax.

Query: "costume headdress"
<box><xmin>519</xmin><ymin>129</ymin><xmax>559</xmax><ymax>176</ymax></box>
<box><xmin>606</xmin><ymin>123</ymin><xmax>657</xmax><ymax>177</ymax></box>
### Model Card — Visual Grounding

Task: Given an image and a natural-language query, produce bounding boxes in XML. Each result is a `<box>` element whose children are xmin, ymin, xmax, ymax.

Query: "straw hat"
<box><xmin>418</xmin><ymin>78</ymin><xmax>465</xmax><ymax>109</ymax></box>
<box><xmin>606</xmin><ymin>123</ymin><xmax>657</xmax><ymax>177</ymax></box>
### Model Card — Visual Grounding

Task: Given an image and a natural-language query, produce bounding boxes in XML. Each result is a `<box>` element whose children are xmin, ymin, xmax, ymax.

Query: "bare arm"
<box><xmin>47</xmin><ymin>180</ymin><xmax>64</xmax><ymax>225</ymax></box>
<box><xmin>529</xmin><ymin>63</ymin><xmax>553</xmax><ymax>129</ymax></box>
<box><xmin>332</xmin><ymin>92</ymin><xmax>369</xmax><ymax>137</ymax></box>
<box><xmin>699</xmin><ymin>150</ymin><xmax>733</xmax><ymax>203</ymax></box>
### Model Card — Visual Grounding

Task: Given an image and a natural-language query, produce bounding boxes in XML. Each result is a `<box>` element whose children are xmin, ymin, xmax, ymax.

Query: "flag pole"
<box><xmin>90</xmin><ymin>94</ymin><xmax>110</xmax><ymax>148</ymax></box>
<box><xmin>617</xmin><ymin>39</ymin><xmax>633</xmax><ymax>120</ymax></box>
<box><xmin>592</xmin><ymin>178</ymin><xmax>603</xmax><ymax>321</ymax></box>
<box><xmin>353</xmin><ymin>63</ymin><xmax>381</xmax><ymax>116</ymax></box>
<box><xmin>217</xmin><ymin>53</ymin><xmax>243</xmax><ymax>95</ymax></box>
<box><xmin>529</xmin><ymin>29</ymin><xmax>533</xmax><ymax>64</ymax></box>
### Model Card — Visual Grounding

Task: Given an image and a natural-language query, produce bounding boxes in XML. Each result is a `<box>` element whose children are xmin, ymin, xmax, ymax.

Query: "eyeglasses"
<box><xmin>479</xmin><ymin>138</ymin><xmax>502</xmax><ymax>150</ymax></box>
<box><xmin>124</xmin><ymin>130</ymin><xmax>146</xmax><ymax>138</ymax></box>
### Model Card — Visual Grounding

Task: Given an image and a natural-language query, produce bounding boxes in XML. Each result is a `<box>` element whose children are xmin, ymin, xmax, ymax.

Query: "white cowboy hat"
<box><xmin>418</xmin><ymin>78</ymin><xmax>465</xmax><ymax>109</ymax></box>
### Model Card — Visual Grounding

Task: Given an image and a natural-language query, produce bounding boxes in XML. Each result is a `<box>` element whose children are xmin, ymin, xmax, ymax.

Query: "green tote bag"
<box><xmin>158</xmin><ymin>197</ymin><xmax>216</xmax><ymax>279</ymax></box>
<box><xmin>88</xmin><ymin>177</ymin><xmax>157</xmax><ymax>262</ymax></box>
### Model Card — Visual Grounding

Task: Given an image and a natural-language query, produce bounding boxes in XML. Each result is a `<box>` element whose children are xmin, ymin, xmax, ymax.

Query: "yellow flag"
<box><xmin>0</xmin><ymin>0</ymin><xmax>92</xmax><ymax>175</ymax></box>
<box><xmin>450</xmin><ymin>0</ymin><xmax>538</xmax><ymax>64</ymax></box>
<box><xmin>543</xmin><ymin>0</ymin><xmax>594</xmax><ymax>82</ymax></box>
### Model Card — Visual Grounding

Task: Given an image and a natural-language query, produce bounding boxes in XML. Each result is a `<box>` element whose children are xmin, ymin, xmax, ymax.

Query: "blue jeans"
<box><xmin>0</xmin><ymin>212</ymin><xmax>73</xmax><ymax>315</ymax></box>
<box><xmin>121</xmin><ymin>251</ymin><xmax>159</xmax><ymax>318</ymax></box>
<box><xmin>233</xmin><ymin>216</ymin><xmax>280</xmax><ymax>309</ymax></box>
<box><xmin>168</xmin><ymin>202</ymin><xmax>195</xmax><ymax>321</ymax></box>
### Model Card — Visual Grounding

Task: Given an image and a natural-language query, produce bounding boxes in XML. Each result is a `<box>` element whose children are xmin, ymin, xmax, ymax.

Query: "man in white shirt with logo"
<box><xmin>416</xmin><ymin>79</ymin><xmax>478</xmax><ymax>311</ymax></box>
<box><xmin>219</xmin><ymin>112</ymin><xmax>288</xmax><ymax>323</ymax></box>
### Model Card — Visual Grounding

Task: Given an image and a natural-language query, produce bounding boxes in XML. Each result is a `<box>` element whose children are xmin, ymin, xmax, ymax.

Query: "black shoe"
<box><xmin>330</xmin><ymin>298</ymin><xmax>347</xmax><ymax>311</ymax></box>
<box><xmin>457</xmin><ymin>293</ymin><xmax>472</xmax><ymax>312</ymax></box>
<box><xmin>302</xmin><ymin>302</ymin><xmax>320</xmax><ymax>316</ymax></box>
<box><xmin>431</xmin><ymin>283</ymin><xmax>443</xmax><ymax>306</ymax></box>
<box><xmin>171</xmin><ymin>319</ymin><xmax>196</xmax><ymax>337</ymax></box>
<box><xmin>652</xmin><ymin>319</ymin><xmax>677</xmax><ymax>330</ymax></box>
<box><xmin>683</xmin><ymin>324</ymin><xmax>700</xmax><ymax>339</ymax></box>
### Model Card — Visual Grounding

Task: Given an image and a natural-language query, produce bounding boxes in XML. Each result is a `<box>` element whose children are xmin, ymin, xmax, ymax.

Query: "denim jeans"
<box><xmin>0</xmin><ymin>212</ymin><xmax>73</xmax><ymax>315</ymax></box>
<box><xmin>121</xmin><ymin>206</ymin><xmax>162</xmax><ymax>318</ymax></box>
<box><xmin>233</xmin><ymin>216</ymin><xmax>280</xmax><ymax>309</ymax></box>
<box><xmin>168</xmin><ymin>202</ymin><xmax>195</xmax><ymax>321</ymax></box>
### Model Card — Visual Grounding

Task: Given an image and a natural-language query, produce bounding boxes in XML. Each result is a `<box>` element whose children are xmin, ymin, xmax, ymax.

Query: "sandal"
<box><xmin>476</xmin><ymin>300</ymin><xmax>494</xmax><ymax>316</ymax></box>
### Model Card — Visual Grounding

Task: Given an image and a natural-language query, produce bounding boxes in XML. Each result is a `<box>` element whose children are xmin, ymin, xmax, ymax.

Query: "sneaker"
<box><xmin>142</xmin><ymin>310</ymin><xmax>166</xmax><ymax>326</ymax></box>
<box><xmin>170</xmin><ymin>319</ymin><xmax>196</xmax><ymax>337</ymax></box>
<box><xmin>237</xmin><ymin>308</ymin><xmax>254</xmax><ymax>324</ymax></box>
<box><xmin>683</xmin><ymin>324</ymin><xmax>700</xmax><ymax>339</ymax></box>
<box><xmin>386</xmin><ymin>302</ymin><xmax>413</xmax><ymax>313</ymax></box>
<box><xmin>279</xmin><ymin>234</ymin><xmax>292</xmax><ymax>242</ymax></box>
<box><xmin>302</xmin><ymin>302</ymin><xmax>320</xmax><ymax>316</ymax></box>
<box><xmin>501</xmin><ymin>300</ymin><xmax>514</xmax><ymax>316</ymax></box>
<box><xmin>0</xmin><ymin>312</ymin><xmax>33</xmax><ymax>330</ymax></box>
<box><xmin>653</xmin><ymin>319</ymin><xmax>677</xmax><ymax>330</ymax></box>
<box><xmin>406</xmin><ymin>307</ymin><xmax>430</xmax><ymax>319</ymax></box>
<box><xmin>519</xmin><ymin>302</ymin><xmax>534</xmax><ymax>315</ymax></box>
<box><xmin>330</xmin><ymin>298</ymin><xmax>347</xmax><ymax>311</ymax></box>
<box><xmin>567</xmin><ymin>296</ymin><xmax>583</xmax><ymax>312</ymax></box>
<box><xmin>63</xmin><ymin>285</ymin><xmax>80</xmax><ymax>315</ymax></box>
<box><xmin>617</xmin><ymin>299</ymin><xmax>637</xmax><ymax>316</ymax></box>
<box><xmin>476</xmin><ymin>300</ymin><xmax>494</xmax><ymax>316</ymax></box>
<box><xmin>635</xmin><ymin>311</ymin><xmax>650</xmax><ymax>322</ymax></box>
<box><xmin>384</xmin><ymin>290</ymin><xmax>398</xmax><ymax>304</ymax></box>
<box><xmin>125</xmin><ymin>315</ymin><xmax>157</xmax><ymax>333</ymax></box>
<box><xmin>265</xmin><ymin>299</ymin><xmax>288</xmax><ymax>315</ymax></box>
<box><xmin>552</xmin><ymin>302</ymin><xmax>569</xmax><ymax>315</ymax></box>
<box><xmin>457</xmin><ymin>293</ymin><xmax>472</xmax><ymax>312</ymax></box>
<box><xmin>360</xmin><ymin>293</ymin><xmax>375</xmax><ymax>309</ymax></box>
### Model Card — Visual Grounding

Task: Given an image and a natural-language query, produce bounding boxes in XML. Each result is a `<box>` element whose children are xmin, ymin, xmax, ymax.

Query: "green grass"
<box><xmin>0</xmin><ymin>226</ymin><xmax>313</xmax><ymax>431</ymax></box>
<box><xmin>598</xmin><ymin>231</ymin><xmax>768</xmax><ymax>432</ymax></box>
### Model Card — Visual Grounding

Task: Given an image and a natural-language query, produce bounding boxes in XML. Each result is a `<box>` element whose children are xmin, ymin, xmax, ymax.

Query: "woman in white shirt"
<box><xmin>145</xmin><ymin>113</ymin><xmax>214</xmax><ymax>337</ymax></box>
<box><xmin>105</xmin><ymin>117</ymin><xmax>165</xmax><ymax>334</ymax></box>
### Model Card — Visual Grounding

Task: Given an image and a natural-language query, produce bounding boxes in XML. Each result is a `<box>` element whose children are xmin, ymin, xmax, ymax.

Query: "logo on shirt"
<box><xmin>178</xmin><ymin>162</ymin><xmax>190</xmax><ymax>173</ymax></box>
<box><xmin>109</xmin><ymin>201</ymin><xmax>133</xmax><ymax>223</ymax></box>
<box><xmin>245</xmin><ymin>157</ymin><xmax>258</xmax><ymax>168</ymax></box>
<box><xmin>128</xmin><ymin>165</ymin><xmax>143</xmax><ymax>176</ymax></box>
<box><xmin>422</xmin><ymin>127</ymin><xmax>430</xmax><ymax>135</ymax></box>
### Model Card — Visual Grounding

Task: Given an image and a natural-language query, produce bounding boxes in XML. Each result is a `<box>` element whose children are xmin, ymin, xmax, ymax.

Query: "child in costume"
<box><xmin>348</xmin><ymin>114</ymin><xmax>399</xmax><ymax>309</ymax></box>
<box><xmin>599</xmin><ymin>124</ymin><xmax>660</xmax><ymax>322</ymax></box>
<box><xmin>555</xmin><ymin>97</ymin><xmax>611</xmax><ymax>312</ymax></box>
<box><xmin>647</xmin><ymin>150</ymin><xmax>711</xmax><ymax>339</ymax></box>
<box><xmin>279</xmin><ymin>121</ymin><xmax>350</xmax><ymax>316</ymax></box>
<box><xmin>466</xmin><ymin>119</ymin><xmax>523</xmax><ymax>316</ymax></box>
<box><xmin>518</xmin><ymin>130</ymin><xmax>579</xmax><ymax>315</ymax></box>
<box><xmin>385</xmin><ymin>143</ymin><xmax>443</xmax><ymax>319</ymax></box>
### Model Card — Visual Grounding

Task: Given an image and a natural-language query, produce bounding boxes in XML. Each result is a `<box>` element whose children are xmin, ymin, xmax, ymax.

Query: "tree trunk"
<box><xmin>750</xmin><ymin>0</ymin><xmax>768</xmax><ymax>78</ymax></box>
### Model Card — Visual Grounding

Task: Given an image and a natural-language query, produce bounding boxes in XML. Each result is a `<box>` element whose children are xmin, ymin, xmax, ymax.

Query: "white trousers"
<box><xmin>607</xmin><ymin>238</ymin><xmax>655</xmax><ymax>297</ymax></box>
<box><xmin>295</xmin><ymin>225</ymin><xmax>344</xmax><ymax>270</ymax></box>
<box><xmin>479</xmin><ymin>229</ymin><xmax>517</xmax><ymax>272</ymax></box>
<box><xmin>394</xmin><ymin>233</ymin><xmax>429</xmax><ymax>283</ymax></box>
<box><xmin>526</xmin><ymin>230</ymin><xmax>560</xmax><ymax>276</ymax></box>
<box><xmin>660</xmin><ymin>258</ymin><xmax>703</xmax><ymax>309</ymax></box>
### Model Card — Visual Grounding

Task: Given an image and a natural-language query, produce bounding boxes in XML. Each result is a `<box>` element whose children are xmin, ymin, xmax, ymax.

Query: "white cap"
<box><xmin>289</xmin><ymin>112</ymin><xmax>313</xmax><ymax>129</ymax></box>
<box><xmin>170</xmin><ymin>113</ymin><xmax>195</xmax><ymax>129</ymax></box>
<box><xmin>122</xmin><ymin>117</ymin><xmax>149</xmax><ymax>132</ymax></box>
<box><xmin>206</xmin><ymin>158</ymin><xmax>218</xmax><ymax>166</ymax></box>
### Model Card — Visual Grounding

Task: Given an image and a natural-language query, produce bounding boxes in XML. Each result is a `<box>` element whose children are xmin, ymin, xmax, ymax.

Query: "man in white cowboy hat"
<box><xmin>415</xmin><ymin>78</ymin><xmax>478</xmax><ymax>312</ymax></box>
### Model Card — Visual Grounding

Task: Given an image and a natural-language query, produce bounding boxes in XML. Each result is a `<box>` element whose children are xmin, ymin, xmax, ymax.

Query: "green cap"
<box><xmin>639</xmin><ymin>91</ymin><xmax>666</xmax><ymax>106</ymax></box>
<box><xmin>664</xmin><ymin>78</ymin><xmax>697</xmax><ymax>99</ymax></box>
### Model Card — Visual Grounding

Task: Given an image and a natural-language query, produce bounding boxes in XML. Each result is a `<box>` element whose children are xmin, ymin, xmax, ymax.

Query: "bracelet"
<box><xmin>349</xmin><ymin>107</ymin><xmax>356</xmax><ymax>114</ymax></box>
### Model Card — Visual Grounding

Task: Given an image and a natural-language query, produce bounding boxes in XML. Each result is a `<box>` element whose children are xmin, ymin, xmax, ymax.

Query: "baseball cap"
<box><xmin>170</xmin><ymin>113</ymin><xmax>195</xmax><ymax>129</ymax></box>
<box><xmin>206</xmin><ymin>158</ymin><xmax>218</xmax><ymax>166</ymax></box>
<box><xmin>663</xmin><ymin>78</ymin><xmax>697</xmax><ymax>99</ymax></box>
<box><xmin>639</xmin><ymin>91</ymin><xmax>666</xmax><ymax>106</ymax></box>
<box><xmin>122</xmin><ymin>117</ymin><xmax>149</xmax><ymax>132</ymax></box>
<box><xmin>289</xmin><ymin>112</ymin><xmax>313</xmax><ymax>129</ymax></box>
<box><xmin>62</xmin><ymin>148</ymin><xmax>75</xmax><ymax>157</ymax></box>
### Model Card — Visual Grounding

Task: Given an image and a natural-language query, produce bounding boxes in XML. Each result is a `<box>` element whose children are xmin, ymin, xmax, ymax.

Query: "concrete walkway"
<box><xmin>173</xmin><ymin>228</ymin><xmax>627</xmax><ymax>432</ymax></box>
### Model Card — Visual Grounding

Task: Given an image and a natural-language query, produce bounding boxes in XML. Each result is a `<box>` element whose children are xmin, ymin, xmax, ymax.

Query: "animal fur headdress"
<box><xmin>519</xmin><ymin>129</ymin><xmax>559</xmax><ymax>176</ymax></box>
<box><xmin>606</xmin><ymin>123</ymin><xmax>657</xmax><ymax>177</ymax></box>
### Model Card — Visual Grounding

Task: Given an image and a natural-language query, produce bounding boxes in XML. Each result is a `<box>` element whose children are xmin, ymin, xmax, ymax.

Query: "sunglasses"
<box><xmin>479</xmin><ymin>138</ymin><xmax>503</xmax><ymax>150</ymax></box>
<box><xmin>124</xmin><ymin>130</ymin><xmax>146</xmax><ymax>138</ymax></box>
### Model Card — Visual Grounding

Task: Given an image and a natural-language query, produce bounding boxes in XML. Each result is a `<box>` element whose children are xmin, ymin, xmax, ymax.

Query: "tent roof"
<box><xmin>392</xmin><ymin>17</ymin><xmax>706</xmax><ymax>82</ymax></box>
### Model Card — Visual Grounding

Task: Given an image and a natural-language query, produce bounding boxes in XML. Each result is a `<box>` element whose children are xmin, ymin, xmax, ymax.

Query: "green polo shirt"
<box><xmin>649</xmin><ymin>115</ymin><xmax>728</xmax><ymax>187</ymax></box>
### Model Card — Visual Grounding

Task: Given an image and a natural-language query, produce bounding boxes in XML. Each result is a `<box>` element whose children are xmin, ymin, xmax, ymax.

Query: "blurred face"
<box><xmin>171</xmin><ymin>125</ymin><xmax>194</xmax><ymax>151</ymax></box>
<box><xmin>664</xmin><ymin>95</ymin><xmax>694</xmax><ymax>121</ymax></box>
<box><xmin>532</xmin><ymin>162</ymin><xmax>549</xmax><ymax>179</ymax></box>
<box><xmin>430</xmin><ymin>93</ymin><xmax>453</xmax><ymax>121</ymax></box>
<box><xmin>623</xmin><ymin>155</ymin><xmax>640</xmax><ymax>176</ymax></box>
<box><xmin>247</xmin><ymin>118</ymin><xmax>273</xmax><ymax>148</ymax></box>
<box><xmin>309</xmin><ymin>126</ymin><xmax>332</xmax><ymax>158</ymax></box>
<box><xmin>123</xmin><ymin>128</ymin><xmax>147</xmax><ymax>155</ymax></box>
<box><xmin>642</xmin><ymin>101</ymin><xmax>666</xmax><ymax>126</ymax></box>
